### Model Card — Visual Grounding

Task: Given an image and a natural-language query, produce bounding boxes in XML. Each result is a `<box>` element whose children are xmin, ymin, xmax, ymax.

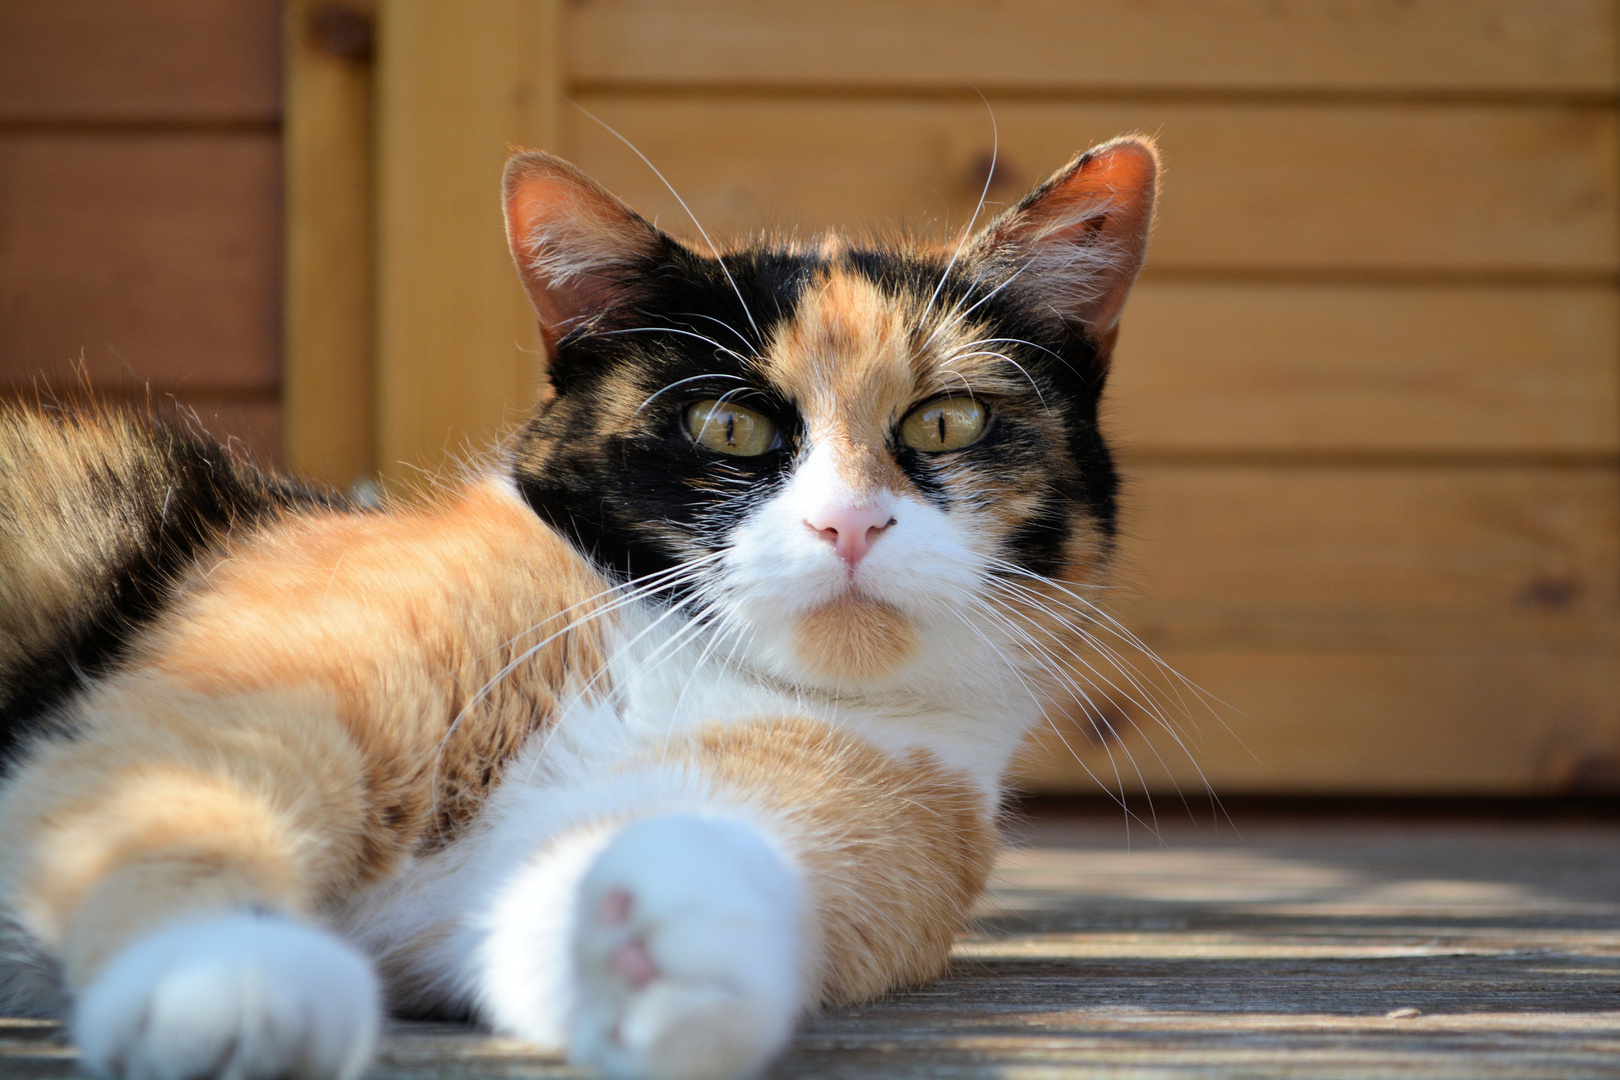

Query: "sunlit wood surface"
<box><xmin>1</xmin><ymin>808</ymin><xmax>1616</xmax><ymax>1078</ymax></box>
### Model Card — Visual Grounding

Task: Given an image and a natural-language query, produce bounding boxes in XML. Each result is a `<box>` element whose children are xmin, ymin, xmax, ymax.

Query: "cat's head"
<box><xmin>503</xmin><ymin>138</ymin><xmax>1157</xmax><ymax>698</ymax></box>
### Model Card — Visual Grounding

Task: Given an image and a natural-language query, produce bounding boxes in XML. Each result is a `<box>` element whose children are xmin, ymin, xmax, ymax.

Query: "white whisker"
<box><xmin>947</xmin><ymin>605</ymin><xmax>1158</xmax><ymax>836</ymax></box>
<box><xmin>921</xmin><ymin>92</ymin><xmax>998</xmax><ymax>326</ymax></box>
<box><xmin>940</xmin><ymin>349</ymin><xmax>1048</xmax><ymax>411</ymax></box>
<box><xmin>569</xmin><ymin>100</ymin><xmax>763</xmax><ymax>344</ymax></box>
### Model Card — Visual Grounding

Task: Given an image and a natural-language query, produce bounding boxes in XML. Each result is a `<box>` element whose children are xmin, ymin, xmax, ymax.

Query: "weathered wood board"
<box><xmin>372</xmin><ymin>0</ymin><xmax>556</xmax><ymax>483</ymax></box>
<box><xmin>283</xmin><ymin>0</ymin><xmax>378</xmax><ymax>487</ymax></box>
<box><xmin>569</xmin><ymin>0</ymin><xmax>1620</xmax><ymax>95</ymax></box>
<box><xmin>1121</xmin><ymin>464</ymin><xmax>1620</xmax><ymax>621</ymax></box>
<box><xmin>4</xmin><ymin>812</ymin><xmax>1615</xmax><ymax>1078</ymax></box>
<box><xmin>564</xmin><ymin>98</ymin><xmax>1620</xmax><ymax>274</ymax></box>
<box><xmin>0</xmin><ymin>0</ymin><xmax>281</xmax><ymax>122</ymax></box>
<box><xmin>0</xmin><ymin>1</ymin><xmax>286</xmax><ymax>464</ymax></box>
<box><xmin>0</xmin><ymin>133</ymin><xmax>282</xmax><ymax>394</ymax></box>
<box><xmin>1015</xmin><ymin>649</ymin><xmax>1620</xmax><ymax>795</ymax></box>
<box><xmin>1109</xmin><ymin>282</ymin><xmax>1620</xmax><ymax>456</ymax></box>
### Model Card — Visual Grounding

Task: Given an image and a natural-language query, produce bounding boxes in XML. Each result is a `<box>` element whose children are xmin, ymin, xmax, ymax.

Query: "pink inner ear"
<box><xmin>504</xmin><ymin>177</ymin><xmax>569</xmax><ymax>259</ymax></box>
<box><xmin>1060</xmin><ymin>141</ymin><xmax>1158</xmax><ymax>235</ymax></box>
<box><xmin>502</xmin><ymin>152</ymin><xmax>660</xmax><ymax>351</ymax></box>
<box><xmin>980</xmin><ymin>137</ymin><xmax>1159</xmax><ymax>346</ymax></box>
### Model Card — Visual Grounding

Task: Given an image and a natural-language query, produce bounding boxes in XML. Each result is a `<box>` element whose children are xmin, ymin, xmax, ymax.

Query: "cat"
<box><xmin>0</xmin><ymin>134</ymin><xmax>1157</xmax><ymax>1080</ymax></box>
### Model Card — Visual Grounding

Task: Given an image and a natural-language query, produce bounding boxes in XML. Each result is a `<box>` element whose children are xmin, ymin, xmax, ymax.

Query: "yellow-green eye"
<box><xmin>900</xmin><ymin>396</ymin><xmax>987</xmax><ymax>452</ymax></box>
<box><xmin>684</xmin><ymin>399</ymin><xmax>778</xmax><ymax>456</ymax></box>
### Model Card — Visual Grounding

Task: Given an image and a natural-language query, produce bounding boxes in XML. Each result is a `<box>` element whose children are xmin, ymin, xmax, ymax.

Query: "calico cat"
<box><xmin>0</xmin><ymin>135</ymin><xmax>1157</xmax><ymax>1080</ymax></box>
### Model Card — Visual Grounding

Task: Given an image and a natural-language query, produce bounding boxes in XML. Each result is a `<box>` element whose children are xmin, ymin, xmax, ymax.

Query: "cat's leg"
<box><xmin>0</xmin><ymin>681</ymin><xmax>398</xmax><ymax>1080</ymax></box>
<box><xmin>566</xmin><ymin>813</ymin><xmax>804</xmax><ymax>1080</ymax></box>
<box><xmin>466</xmin><ymin>716</ymin><xmax>995</xmax><ymax>1080</ymax></box>
<box><xmin>73</xmin><ymin>912</ymin><xmax>377</xmax><ymax>1080</ymax></box>
<box><xmin>470</xmin><ymin>798</ymin><xmax>802</xmax><ymax>1080</ymax></box>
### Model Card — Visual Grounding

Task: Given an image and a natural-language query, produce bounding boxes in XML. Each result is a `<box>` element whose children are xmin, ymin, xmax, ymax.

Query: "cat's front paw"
<box><xmin>570</xmin><ymin>815</ymin><xmax>804</xmax><ymax>1080</ymax></box>
<box><xmin>74</xmin><ymin>912</ymin><xmax>379</xmax><ymax>1080</ymax></box>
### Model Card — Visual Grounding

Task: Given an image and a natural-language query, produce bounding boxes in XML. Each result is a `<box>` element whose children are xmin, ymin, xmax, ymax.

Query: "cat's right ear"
<box><xmin>503</xmin><ymin>151</ymin><xmax>667</xmax><ymax>351</ymax></box>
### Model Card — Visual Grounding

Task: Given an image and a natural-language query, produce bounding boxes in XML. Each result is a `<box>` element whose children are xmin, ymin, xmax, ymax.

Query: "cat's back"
<box><xmin>0</xmin><ymin>403</ymin><xmax>337</xmax><ymax>736</ymax></box>
<box><xmin>0</xmin><ymin>403</ymin><xmax>620</xmax><ymax>836</ymax></box>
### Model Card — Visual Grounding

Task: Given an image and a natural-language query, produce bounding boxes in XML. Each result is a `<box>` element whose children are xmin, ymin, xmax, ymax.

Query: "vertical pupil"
<box><xmin>935</xmin><ymin>413</ymin><xmax>946</xmax><ymax>444</ymax></box>
<box><xmin>725</xmin><ymin>415</ymin><xmax>735</xmax><ymax>445</ymax></box>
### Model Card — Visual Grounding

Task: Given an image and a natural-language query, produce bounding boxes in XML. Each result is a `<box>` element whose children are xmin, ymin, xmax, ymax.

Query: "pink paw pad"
<box><xmin>611</xmin><ymin>940</ymin><xmax>659</xmax><ymax>990</ymax></box>
<box><xmin>597</xmin><ymin>888</ymin><xmax>633</xmax><ymax>927</ymax></box>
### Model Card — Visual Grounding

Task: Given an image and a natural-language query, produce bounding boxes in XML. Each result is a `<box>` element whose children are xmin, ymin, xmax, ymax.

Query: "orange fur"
<box><xmin>0</xmin><ymin>480</ymin><xmax>615</xmax><ymax>988</ymax></box>
<box><xmin>766</xmin><ymin>270</ymin><xmax>917</xmax><ymax>496</ymax></box>
<box><xmin>0</xmin><ymin>476</ymin><xmax>993</xmax><ymax>1006</ymax></box>
<box><xmin>651</xmin><ymin>718</ymin><xmax>994</xmax><ymax>1005</ymax></box>
<box><xmin>791</xmin><ymin>596</ymin><xmax>917</xmax><ymax>682</ymax></box>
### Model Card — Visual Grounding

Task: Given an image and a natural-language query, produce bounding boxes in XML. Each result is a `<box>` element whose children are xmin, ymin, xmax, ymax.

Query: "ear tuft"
<box><xmin>503</xmin><ymin>151</ymin><xmax>668</xmax><ymax>351</ymax></box>
<box><xmin>970</xmin><ymin>135</ymin><xmax>1159</xmax><ymax>354</ymax></box>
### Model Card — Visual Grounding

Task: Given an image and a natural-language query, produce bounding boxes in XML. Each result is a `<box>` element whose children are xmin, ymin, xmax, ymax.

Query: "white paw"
<box><xmin>569</xmin><ymin>815</ymin><xmax>804</xmax><ymax>1080</ymax></box>
<box><xmin>74</xmin><ymin>912</ymin><xmax>380</xmax><ymax>1080</ymax></box>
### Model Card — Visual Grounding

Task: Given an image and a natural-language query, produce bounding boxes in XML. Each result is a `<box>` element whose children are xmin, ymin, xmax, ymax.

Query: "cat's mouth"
<box><xmin>789</xmin><ymin>596</ymin><xmax>917</xmax><ymax>681</ymax></box>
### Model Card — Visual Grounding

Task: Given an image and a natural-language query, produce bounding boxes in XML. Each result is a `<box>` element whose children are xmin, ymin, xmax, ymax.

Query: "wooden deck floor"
<box><xmin>2</xmin><ymin>808</ymin><xmax>1617</xmax><ymax>1078</ymax></box>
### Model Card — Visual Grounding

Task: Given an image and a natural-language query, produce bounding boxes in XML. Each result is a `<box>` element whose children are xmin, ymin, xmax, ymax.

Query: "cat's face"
<box><xmin>504</xmin><ymin>140</ymin><xmax>1156</xmax><ymax>695</ymax></box>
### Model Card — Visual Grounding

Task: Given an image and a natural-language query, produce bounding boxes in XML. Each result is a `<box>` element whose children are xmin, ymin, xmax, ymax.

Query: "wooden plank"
<box><xmin>564</xmin><ymin>98</ymin><xmax>1620</xmax><ymax>273</ymax></box>
<box><xmin>374</xmin><ymin>0</ymin><xmax>561</xmax><ymax>487</ymax></box>
<box><xmin>0</xmin><ymin>132</ymin><xmax>281</xmax><ymax>394</ymax></box>
<box><xmin>1116</xmin><ymin>465</ymin><xmax>1619</xmax><ymax>624</ymax></box>
<box><xmin>569</xmin><ymin>0</ymin><xmax>1620</xmax><ymax>95</ymax></box>
<box><xmin>1014</xmin><ymin>648</ymin><xmax>1620</xmax><ymax>795</ymax></box>
<box><xmin>0</xmin><ymin>0</ymin><xmax>281</xmax><ymax>123</ymax></box>
<box><xmin>5</xmin><ymin>817</ymin><xmax>1620</xmax><ymax>1077</ymax></box>
<box><xmin>1108</xmin><ymin>282</ymin><xmax>1620</xmax><ymax>456</ymax></box>
<box><xmin>283</xmin><ymin>0</ymin><xmax>377</xmax><ymax>488</ymax></box>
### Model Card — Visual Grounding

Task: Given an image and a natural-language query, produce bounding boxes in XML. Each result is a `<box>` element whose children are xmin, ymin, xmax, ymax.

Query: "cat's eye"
<box><xmin>899</xmin><ymin>397</ymin><xmax>987</xmax><ymax>452</ymax></box>
<box><xmin>684</xmin><ymin>399</ymin><xmax>778</xmax><ymax>457</ymax></box>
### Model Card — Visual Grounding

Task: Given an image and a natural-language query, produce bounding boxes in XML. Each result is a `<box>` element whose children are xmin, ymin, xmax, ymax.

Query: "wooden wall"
<box><xmin>0</xmin><ymin>0</ymin><xmax>286</xmax><ymax>461</ymax></box>
<box><xmin>345</xmin><ymin>1</ymin><xmax>1620</xmax><ymax>796</ymax></box>
<box><xmin>8</xmin><ymin>2</ymin><xmax>1597</xmax><ymax>795</ymax></box>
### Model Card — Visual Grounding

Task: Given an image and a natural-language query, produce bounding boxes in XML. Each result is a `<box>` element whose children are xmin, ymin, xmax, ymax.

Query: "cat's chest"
<box><xmin>533</xmin><ymin>612</ymin><xmax>1035</xmax><ymax>797</ymax></box>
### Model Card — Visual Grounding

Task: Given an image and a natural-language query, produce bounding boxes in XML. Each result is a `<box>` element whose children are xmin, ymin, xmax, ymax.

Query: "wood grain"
<box><xmin>1015</xmin><ymin>648</ymin><xmax>1620</xmax><ymax>795</ymax></box>
<box><xmin>283</xmin><ymin>0</ymin><xmax>377</xmax><ymax>488</ymax></box>
<box><xmin>0</xmin><ymin>0</ymin><xmax>281</xmax><ymax>123</ymax></box>
<box><xmin>568</xmin><ymin>0</ymin><xmax>1620</xmax><ymax>95</ymax></box>
<box><xmin>374</xmin><ymin>0</ymin><xmax>561</xmax><ymax>487</ymax></box>
<box><xmin>6</xmin><ymin>815</ymin><xmax>1617</xmax><ymax>1077</ymax></box>
<box><xmin>565</xmin><ymin>97</ymin><xmax>1620</xmax><ymax>274</ymax></box>
<box><xmin>1109</xmin><ymin>282</ymin><xmax>1620</xmax><ymax>456</ymax></box>
<box><xmin>0</xmin><ymin>132</ymin><xmax>282</xmax><ymax>393</ymax></box>
<box><xmin>1115</xmin><ymin>464</ymin><xmax>1619</xmax><ymax>623</ymax></box>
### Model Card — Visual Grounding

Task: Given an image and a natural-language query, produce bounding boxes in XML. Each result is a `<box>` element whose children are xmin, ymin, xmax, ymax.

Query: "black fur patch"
<box><xmin>0</xmin><ymin>406</ymin><xmax>344</xmax><ymax>757</ymax></box>
<box><xmin>512</xmin><ymin>247</ymin><xmax>817</xmax><ymax>588</ymax></box>
<box><xmin>510</xmin><ymin>241</ymin><xmax>1119</xmax><ymax>594</ymax></box>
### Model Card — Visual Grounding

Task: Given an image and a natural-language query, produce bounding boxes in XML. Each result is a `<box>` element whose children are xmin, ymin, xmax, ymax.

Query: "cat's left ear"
<box><xmin>969</xmin><ymin>135</ymin><xmax>1158</xmax><ymax>365</ymax></box>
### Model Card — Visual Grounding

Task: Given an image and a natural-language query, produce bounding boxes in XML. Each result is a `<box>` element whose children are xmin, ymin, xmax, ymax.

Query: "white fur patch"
<box><xmin>568</xmin><ymin>814</ymin><xmax>803</xmax><ymax>1080</ymax></box>
<box><xmin>473</xmin><ymin>824</ymin><xmax>614</xmax><ymax>1047</ymax></box>
<box><xmin>74</xmin><ymin>912</ymin><xmax>379</xmax><ymax>1080</ymax></box>
<box><xmin>724</xmin><ymin>445</ymin><xmax>1010</xmax><ymax>687</ymax></box>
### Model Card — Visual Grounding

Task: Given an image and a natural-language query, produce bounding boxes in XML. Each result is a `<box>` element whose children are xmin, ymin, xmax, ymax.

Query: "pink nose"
<box><xmin>806</xmin><ymin>505</ymin><xmax>894</xmax><ymax>567</ymax></box>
